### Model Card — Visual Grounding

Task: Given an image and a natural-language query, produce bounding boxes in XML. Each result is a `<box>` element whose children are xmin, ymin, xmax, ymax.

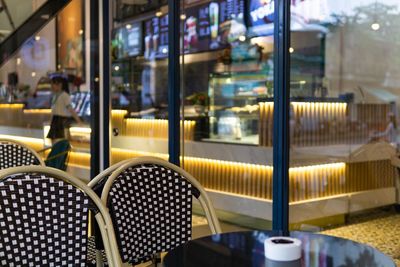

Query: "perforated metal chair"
<box><xmin>87</xmin><ymin>159</ymin><xmax>133</xmax><ymax>266</ymax></box>
<box><xmin>89</xmin><ymin>156</ymin><xmax>221</xmax><ymax>266</ymax></box>
<box><xmin>0</xmin><ymin>165</ymin><xmax>122</xmax><ymax>267</ymax></box>
<box><xmin>0</xmin><ymin>138</ymin><xmax>44</xmax><ymax>169</ymax></box>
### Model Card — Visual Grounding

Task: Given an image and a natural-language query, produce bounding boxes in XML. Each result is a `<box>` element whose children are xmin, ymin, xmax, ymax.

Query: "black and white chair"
<box><xmin>0</xmin><ymin>165</ymin><xmax>122</xmax><ymax>267</ymax></box>
<box><xmin>87</xmin><ymin>159</ymin><xmax>133</xmax><ymax>266</ymax></box>
<box><xmin>89</xmin><ymin>156</ymin><xmax>221</xmax><ymax>266</ymax></box>
<box><xmin>0</xmin><ymin>138</ymin><xmax>44</xmax><ymax>169</ymax></box>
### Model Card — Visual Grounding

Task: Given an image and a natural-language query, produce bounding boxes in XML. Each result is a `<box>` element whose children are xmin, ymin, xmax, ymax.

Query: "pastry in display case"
<box><xmin>207</xmin><ymin>72</ymin><xmax>271</xmax><ymax>144</ymax></box>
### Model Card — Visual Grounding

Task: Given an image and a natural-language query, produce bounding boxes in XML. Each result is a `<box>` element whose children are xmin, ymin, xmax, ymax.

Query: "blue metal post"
<box><xmin>272</xmin><ymin>0</ymin><xmax>291</xmax><ymax>234</ymax></box>
<box><xmin>168</xmin><ymin>0</ymin><xmax>181</xmax><ymax>166</ymax></box>
<box><xmin>101</xmin><ymin>0</ymin><xmax>110</xmax><ymax>170</ymax></box>
<box><xmin>89</xmin><ymin>0</ymin><xmax>100</xmax><ymax>178</ymax></box>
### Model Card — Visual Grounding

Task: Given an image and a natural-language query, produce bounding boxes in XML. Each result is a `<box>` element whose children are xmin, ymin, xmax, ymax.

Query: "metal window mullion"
<box><xmin>168</xmin><ymin>0</ymin><xmax>181</xmax><ymax>166</ymax></box>
<box><xmin>272</xmin><ymin>0</ymin><xmax>291</xmax><ymax>234</ymax></box>
<box><xmin>99</xmin><ymin>0</ymin><xmax>111</xmax><ymax>171</ymax></box>
<box><xmin>89</xmin><ymin>0</ymin><xmax>100</xmax><ymax>178</ymax></box>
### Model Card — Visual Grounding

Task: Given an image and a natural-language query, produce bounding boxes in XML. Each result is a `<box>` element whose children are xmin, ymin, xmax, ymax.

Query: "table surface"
<box><xmin>163</xmin><ymin>231</ymin><xmax>395</xmax><ymax>267</ymax></box>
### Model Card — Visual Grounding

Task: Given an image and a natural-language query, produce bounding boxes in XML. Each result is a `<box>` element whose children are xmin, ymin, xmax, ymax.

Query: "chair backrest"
<box><xmin>0</xmin><ymin>139</ymin><xmax>44</xmax><ymax>169</ymax></box>
<box><xmin>101</xmin><ymin>156</ymin><xmax>221</xmax><ymax>265</ymax></box>
<box><xmin>88</xmin><ymin>158</ymin><xmax>133</xmax><ymax>191</ymax></box>
<box><xmin>87</xmin><ymin>159</ymin><xmax>134</xmax><ymax>253</ymax></box>
<box><xmin>45</xmin><ymin>139</ymin><xmax>71</xmax><ymax>171</ymax></box>
<box><xmin>0</xmin><ymin>165</ymin><xmax>122</xmax><ymax>267</ymax></box>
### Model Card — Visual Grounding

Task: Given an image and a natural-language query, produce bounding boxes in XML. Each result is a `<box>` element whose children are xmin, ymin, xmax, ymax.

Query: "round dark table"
<box><xmin>163</xmin><ymin>231</ymin><xmax>395</xmax><ymax>267</ymax></box>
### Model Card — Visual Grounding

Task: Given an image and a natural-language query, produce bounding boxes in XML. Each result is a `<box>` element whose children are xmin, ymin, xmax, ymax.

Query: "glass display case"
<box><xmin>207</xmin><ymin>71</ymin><xmax>272</xmax><ymax>144</ymax></box>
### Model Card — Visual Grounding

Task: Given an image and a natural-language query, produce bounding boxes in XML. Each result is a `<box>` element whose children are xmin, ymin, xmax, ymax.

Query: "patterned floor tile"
<box><xmin>321</xmin><ymin>208</ymin><xmax>400</xmax><ymax>266</ymax></box>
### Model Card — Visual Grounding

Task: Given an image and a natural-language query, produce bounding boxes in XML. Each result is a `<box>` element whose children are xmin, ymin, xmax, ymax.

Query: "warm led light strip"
<box><xmin>260</xmin><ymin>102</ymin><xmax>348</xmax><ymax>147</ymax></box>
<box><xmin>111</xmin><ymin>110</ymin><xmax>128</xmax><ymax>115</ymax></box>
<box><xmin>289</xmin><ymin>163</ymin><xmax>346</xmax><ymax>202</ymax></box>
<box><xmin>23</xmin><ymin>109</ymin><xmax>51</xmax><ymax>114</ymax></box>
<box><xmin>0</xmin><ymin>104</ymin><xmax>24</xmax><ymax>109</ymax></box>
<box><xmin>124</xmin><ymin>118</ymin><xmax>196</xmax><ymax>140</ymax></box>
<box><xmin>291</xmin><ymin>102</ymin><xmax>347</xmax><ymax>111</ymax></box>
<box><xmin>1</xmin><ymin>135</ymin><xmax>392</xmax><ymax>202</ymax></box>
<box><xmin>69</xmin><ymin>127</ymin><xmax>92</xmax><ymax>134</ymax></box>
<box><xmin>0</xmin><ymin>134</ymin><xmax>44</xmax><ymax>151</ymax></box>
<box><xmin>111</xmin><ymin>148</ymin><xmax>167</xmax><ymax>164</ymax></box>
<box><xmin>112</xmin><ymin>148</ymin><xmax>371</xmax><ymax>201</ymax></box>
<box><xmin>111</xmin><ymin>110</ymin><xmax>196</xmax><ymax>140</ymax></box>
<box><xmin>183</xmin><ymin>156</ymin><xmax>273</xmax><ymax>200</ymax></box>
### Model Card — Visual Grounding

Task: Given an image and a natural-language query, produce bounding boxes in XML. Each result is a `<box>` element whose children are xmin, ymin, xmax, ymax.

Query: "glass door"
<box><xmin>181</xmin><ymin>0</ymin><xmax>275</xmax><ymax>232</ymax></box>
<box><xmin>109</xmin><ymin>1</ymin><xmax>170</xmax><ymax>166</ymax></box>
<box><xmin>288</xmin><ymin>0</ymin><xmax>400</xmax><ymax>263</ymax></box>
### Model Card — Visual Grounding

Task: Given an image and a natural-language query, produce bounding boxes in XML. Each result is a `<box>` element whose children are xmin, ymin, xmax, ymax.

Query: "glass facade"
<box><xmin>288</xmin><ymin>0</ymin><xmax>400</xmax><ymax>232</ymax></box>
<box><xmin>109</xmin><ymin>0</ymin><xmax>275</xmax><ymax>229</ymax></box>
<box><xmin>110</xmin><ymin>2</ymin><xmax>169</xmax><ymax>166</ymax></box>
<box><xmin>284</xmin><ymin>3</ymin><xmax>400</xmax><ymax>263</ymax></box>
<box><xmin>180</xmin><ymin>0</ymin><xmax>274</xmax><ymax>228</ymax></box>
<box><xmin>0</xmin><ymin>0</ymin><xmax>91</xmax><ymax>180</ymax></box>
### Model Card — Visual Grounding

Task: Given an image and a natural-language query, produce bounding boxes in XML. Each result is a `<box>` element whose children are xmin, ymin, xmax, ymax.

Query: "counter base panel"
<box><xmin>206</xmin><ymin>187</ymin><xmax>396</xmax><ymax>225</ymax></box>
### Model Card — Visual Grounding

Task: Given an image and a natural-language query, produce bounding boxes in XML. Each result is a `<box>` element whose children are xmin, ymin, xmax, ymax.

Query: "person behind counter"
<box><xmin>47</xmin><ymin>76</ymin><xmax>82</xmax><ymax>143</ymax></box>
<box><xmin>370</xmin><ymin>112</ymin><xmax>398</xmax><ymax>147</ymax></box>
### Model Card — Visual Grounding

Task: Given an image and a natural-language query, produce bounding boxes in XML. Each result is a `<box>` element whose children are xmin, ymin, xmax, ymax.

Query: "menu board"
<box><xmin>159</xmin><ymin>15</ymin><xmax>169</xmax><ymax>57</ymax></box>
<box><xmin>144</xmin><ymin>0</ymin><xmax>246</xmax><ymax>58</ymax></box>
<box><xmin>112</xmin><ymin>22</ymin><xmax>142</xmax><ymax>59</ymax></box>
<box><xmin>184</xmin><ymin>3</ymin><xmax>211</xmax><ymax>53</ymax></box>
<box><xmin>248</xmin><ymin>0</ymin><xmax>274</xmax><ymax>36</ymax></box>
<box><xmin>248</xmin><ymin>0</ymin><xmax>332</xmax><ymax>36</ymax></box>
<box><xmin>217</xmin><ymin>0</ymin><xmax>245</xmax><ymax>47</ymax></box>
<box><xmin>184</xmin><ymin>0</ymin><xmax>246</xmax><ymax>53</ymax></box>
<box><xmin>144</xmin><ymin>15</ymin><xmax>169</xmax><ymax>59</ymax></box>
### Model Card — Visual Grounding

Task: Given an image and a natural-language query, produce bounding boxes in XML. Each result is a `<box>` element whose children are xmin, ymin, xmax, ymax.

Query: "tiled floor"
<box><xmin>321</xmin><ymin>208</ymin><xmax>400</xmax><ymax>266</ymax></box>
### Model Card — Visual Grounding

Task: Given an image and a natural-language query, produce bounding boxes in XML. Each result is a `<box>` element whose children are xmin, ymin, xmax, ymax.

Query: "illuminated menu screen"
<box><xmin>145</xmin><ymin>0</ymin><xmax>245</xmax><ymax>58</ymax></box>
<box><xmin>184</xmin><ymin>3</ymin><xmax>211</xmax><ymax>53</ymax></box>
<box><xmin>185</xmin><ymin>0</ymin><xmax>245</xmax><ymax>53</ymax></box>
<box><xmin>144</xmin><ymin>16</ymin><xmax>169</xmax><ymax>59</ymax></box>
<box><xmin>112</xmin><ymin>23</ymin><xmax>142</xmax><ymax>59</ymax></box>
<box><xmin>248</xmin><ymin>0</ymin><xmax>274</xmax><ymax>36</ymax></box>
<box><xmin>248</xmin><ymin>0</ymin><xmax>332</xmax><ymax>36</ymax></box>
<box><xmin>71</xmin><ymin>92</ymin><xmax>90</xmax><ymax>117</ymax></box>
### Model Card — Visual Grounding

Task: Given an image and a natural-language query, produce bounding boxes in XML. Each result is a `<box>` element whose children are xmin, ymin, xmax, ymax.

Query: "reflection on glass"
<box><xmin>288</xmin><ymin>0</ymin><xmax>400</xmax><ymax>260</ymax></box>
<box><xmin>108</xmin><ymin>0</ymin><xmax>276</xmax><ymax>229</ymax></box>
<box><xmin>0</xmin><ymin>0</ymin><xmax>91</xmax><ymax>179</ymax></box>
<box><xmin>181</xmin><ymin>0</ymin><xmax>275</xmax><ymax>230</ymax></box>
<box><xmin>164</xmin><ymin>231</ymin><xmax>395</xmax><ymax>267</ymax></box>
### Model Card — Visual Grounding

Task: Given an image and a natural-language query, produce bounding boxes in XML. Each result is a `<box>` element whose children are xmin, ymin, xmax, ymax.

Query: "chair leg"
<box><xmin>153</xmin><ymin>253</ymin><xmax>162</xmax><ymax>267</ymax></box>
<box><xmin>96</xmin><ymin>250</ymin><xmax>104</xmax><ymax>267</ymax></box>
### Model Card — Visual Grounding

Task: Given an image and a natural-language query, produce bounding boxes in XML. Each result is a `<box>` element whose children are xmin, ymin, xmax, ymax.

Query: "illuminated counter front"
<box><xmin>259</xmin><ymin>101</ymin><xmax>390</xmax><ymax>147</ymax></box>
<box><xmin>111</xmin><ymin>110</ymin><xmax>197</xmax><ymax>140</ymax></box>
<box><xmin>110</xmin><ymin>143</ymin><xmax>398</xmax><ymax>225</ymax></box>
<box><xmin>0</xmin><ymin>104</ymin><xmax>396</xmax><ymax>226</ymax></box>
<box><xmin>1</xmin><ymin>130</ymin><xmax>396</xmax><ymax>226</ymax></box>
<box><xmin>0</xmin><ymin>104</ymin><xmax>52</xmax><ymax>129</ymax></box>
